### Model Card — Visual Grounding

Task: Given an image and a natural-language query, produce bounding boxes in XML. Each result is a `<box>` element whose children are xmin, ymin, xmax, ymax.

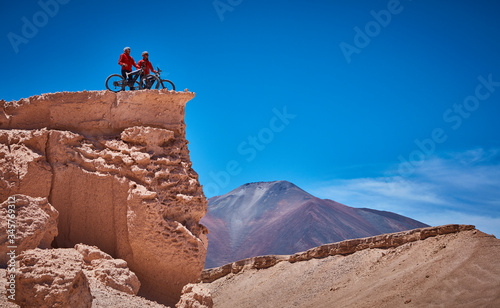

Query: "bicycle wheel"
<box><xmin>140</xmin><ymin>74</ymin><xmax>161</xmax><ymax>90</ymax></box>
<box><xmin>161</xmin><ymin>79</ymin><xmax>176</xmax><ymax>91</ymax></box>
<box><xmin>105</xmin><ymin>74</ymin><xmax>126</xmax><ymax>92</ymax></box>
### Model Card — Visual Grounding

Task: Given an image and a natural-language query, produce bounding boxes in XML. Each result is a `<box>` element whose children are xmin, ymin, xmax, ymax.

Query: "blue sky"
<box><xmin>2</xmin><ymin>0</ymin><xmax>500</xmax><ymax>235</ymax></box>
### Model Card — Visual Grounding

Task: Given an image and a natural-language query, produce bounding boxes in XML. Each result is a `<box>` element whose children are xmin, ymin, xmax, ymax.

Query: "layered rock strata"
<box><xmin>0</xmin><ymin>90</ymin><xmax>208</xmax><ymax>306</ymax></box>
<box><xmin>200</xmin><ymin>224</ymin><xmax>474</xmax><ymax>283</ymax></box>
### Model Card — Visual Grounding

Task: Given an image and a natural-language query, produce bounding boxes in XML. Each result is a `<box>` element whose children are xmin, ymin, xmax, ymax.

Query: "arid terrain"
<box><xmin>200</xmin><ymin>225</ymin><xmax>500</xmax><ymax>308</ymax></box>
<box><xmin>1</xmin><ymin>91</ymin><xmax>499</xmax><ymax>308</ymax></box>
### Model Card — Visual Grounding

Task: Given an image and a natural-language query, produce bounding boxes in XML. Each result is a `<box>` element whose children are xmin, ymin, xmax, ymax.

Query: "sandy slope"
<box><xmin>202</xmin><ymin>229</ymin><xmax>500</xmax><ymax>307</ymax></box>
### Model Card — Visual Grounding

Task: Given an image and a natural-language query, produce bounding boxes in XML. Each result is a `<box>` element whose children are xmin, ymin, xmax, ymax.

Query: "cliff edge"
<box><xmin>0</xmin><ymin>89</ymin><xmax>208</xmax><ymax>306</ymax></box>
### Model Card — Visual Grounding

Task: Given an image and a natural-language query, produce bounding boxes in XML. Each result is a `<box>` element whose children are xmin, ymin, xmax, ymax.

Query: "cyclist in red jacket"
<box><xmin>118</xmin><ymin>47</ymin><xmax>140</xmax><ymax>90</ymax></box>
<box><xmin>138</xmin><ymin>51</ymin><xmax>157</xmax><ymax>74</ymax></box>
<box><xmin>138</xmin><ymin>51</ymin><xmax>158</xmax><ymax>89</ymax></box>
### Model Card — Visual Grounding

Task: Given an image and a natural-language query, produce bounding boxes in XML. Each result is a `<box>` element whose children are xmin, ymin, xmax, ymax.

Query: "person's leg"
<box><xmin>122</xmin><ymin>69</ymin><xmax>135</xmax><ymax>89</ymax></box>
<box><xmin>130</xmin><ymin>71</ymin><xmax>139</xmax><ymax>89</ymax></box>
<box><xmin>140</xmin><ymin>73</ymin><xmax>150</xmax><ymax>89</ymax></box>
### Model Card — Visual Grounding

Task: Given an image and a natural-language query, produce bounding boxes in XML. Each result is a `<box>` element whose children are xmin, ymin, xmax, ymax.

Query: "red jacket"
<box><xmin>118</xmin><ymin>53</ymin><xmax>139</xmax><ymax>71</ymax></box>
<box><xmin>138</xmin><ymin>59</ymin><xmax>157</xmax><ymax>75</ymax></box>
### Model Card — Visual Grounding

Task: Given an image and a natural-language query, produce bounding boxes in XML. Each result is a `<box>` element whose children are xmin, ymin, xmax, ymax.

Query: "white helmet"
<box><xmin>124</xmin><ymin>47</ymin><xmax>131</xmax><ymax>51</ymax></box>
<box><xmin>142</xmin><ymin>51</ymin><xmax>149</xmax><ymax>56</ymax></box>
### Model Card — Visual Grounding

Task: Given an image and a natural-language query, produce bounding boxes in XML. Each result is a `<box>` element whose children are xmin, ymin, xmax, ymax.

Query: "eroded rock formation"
<box><xmin>176</xmin><ymin>284</ymin><xmax>213</xmax><ymax>308</ymax></box>
<box><xmin>75</xmin><ymin>244</ymin><xmax>141</xmax><ymax>295</ymax></box>
<box><xmin>14</xmin><ymin>244</ymin><xmax>142</xmax><ymax>308</ymax></box>
<box><xmin>0</xmin><ymin>194</ymin><xmax>58</xmax><ymax>265</ymax></box>
<box><xmin>0</xmin><ymin>90</ymin><xmax>208</xmax><ymax>306</ymax></box>
<box><xmin>15</xmin><ymin>248</ymin><xmax>93</xmax><ymax>308</ymax></box>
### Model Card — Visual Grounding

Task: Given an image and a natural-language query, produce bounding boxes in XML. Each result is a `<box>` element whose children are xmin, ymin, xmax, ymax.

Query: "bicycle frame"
<box><xmin>124</xmin><ymin>67</ymin><xmax>145</xmax><ymax>87</ymax></box>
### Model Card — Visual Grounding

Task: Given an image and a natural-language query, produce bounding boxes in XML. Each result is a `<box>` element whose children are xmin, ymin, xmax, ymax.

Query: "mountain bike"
<box><xmin>105</xmin><ymin>66</ymin><xmax>158</xmax><ymax>92</ymax></box>
<box><xmin>144</xmin><ymin>67</ymin><xmax>175</xmax><ymax>91</ymax></box>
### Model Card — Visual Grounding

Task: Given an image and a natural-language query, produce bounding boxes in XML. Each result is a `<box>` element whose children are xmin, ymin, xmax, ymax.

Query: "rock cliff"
<box><xmin>0</xmin><ymin>90</ymin><xmax>208</xmax><ymax>306</ymax></box>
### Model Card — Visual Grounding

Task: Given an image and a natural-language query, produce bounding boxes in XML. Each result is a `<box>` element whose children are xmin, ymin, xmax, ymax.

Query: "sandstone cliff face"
<box><xmin>0</xmin><ymin>90</ymin><xmax>208</xmax><ymax>306</ymax></box>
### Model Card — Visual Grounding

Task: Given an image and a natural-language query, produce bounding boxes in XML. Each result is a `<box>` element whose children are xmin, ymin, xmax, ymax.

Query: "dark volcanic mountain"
<box><xmin>201</xmin><ymin>181</ymin><xmax>428</xmax><ymax>268</ymax></box>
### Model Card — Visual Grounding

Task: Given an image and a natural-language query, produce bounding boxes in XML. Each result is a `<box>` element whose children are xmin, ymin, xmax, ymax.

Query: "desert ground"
<box><xmin>202</xmin><ymin>229</ymin><xmax>500</xmax><ymax>308</ymax></box>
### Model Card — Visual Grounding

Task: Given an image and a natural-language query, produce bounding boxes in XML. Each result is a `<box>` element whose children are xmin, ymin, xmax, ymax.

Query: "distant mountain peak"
<box><xmin>241</xmin><ymin>180</ymin><xmax>297</xmax><ymax>190</ymax></box>
<box><xmin>202</xmin><ymin>181</ymin><xmax>429</xmax><ymax>268</ymax></box>
<box><xmin>236</xmin><ymin>180</ymin><xmax>312</xmax><ymax>197</ymax></box>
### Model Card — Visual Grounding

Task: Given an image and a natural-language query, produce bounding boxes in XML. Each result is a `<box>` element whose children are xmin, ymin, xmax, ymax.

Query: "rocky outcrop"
<box><xmin>15</xmin><ymin>248</ymin><xmax>93</xmax><ymax>308</ymax></box>
<box><xmin>13</xmin><ymin>244</ymin><xmax>142</xmax><ymax>307</ymax></box>
<box><xmin>288</xmin><ymin>224</ymin><xmax>474</xmax><ymax>262</ymax></box>
<box><xmin>200</xmin><ymin>255</ymin><xmax>289</xmax><ymax>283</ymax></box>
<box><xmin>75</xmin><ymin>244</ymin><xmax>141</xmax><ymax>295</ymax></box>
<box><xmin>0</xmin><ymin>194</ymin><xmax>58</xmax><ymax>265</ymax></box>
<box><xmin>176</xmin><ymin>284</ymin><xmax>213</xmax><ymax>308</ymax></box>
<box><xmin>200</xmin><ymin>224</ymin><xmax>475</xmax><ymax>283</ymax></box>
<box><xmin>0</xmin><ymin>90</ymin><xmax>193</xmax><ymax>136</ymax></box>
<box><xmin>0</xmin><ymin>90</ymin><xmax>208</xmax><ymax>306</ymax></box>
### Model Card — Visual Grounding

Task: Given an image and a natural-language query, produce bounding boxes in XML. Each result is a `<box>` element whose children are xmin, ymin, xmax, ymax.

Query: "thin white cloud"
<box><xmin>313</xmin><ymin>177</ymin><xmax>448</xmax><ymax>208</ymax></box>
<box><xmin>417</xmin><ymin>210</ymin><xmax>500</xmax><ymax>237</ymax></box>
<box><xmin>309</xmin><ymin>148</ymin><xmax>500</xmax><ymax>237</ymax></box>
